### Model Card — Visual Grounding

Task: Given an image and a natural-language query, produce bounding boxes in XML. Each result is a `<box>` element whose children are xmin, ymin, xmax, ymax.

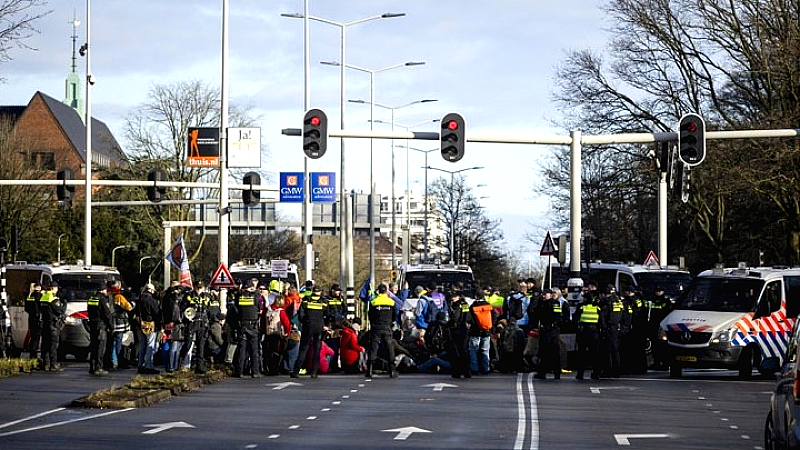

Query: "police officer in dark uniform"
<box><xmin>88</xmin><ymin>282</ymin><xmax>113</xmax><ymax>376</ymax></box>
<box><xmin>600</xmin><ymin>285</ymin><xmax>628</xmax><ymax>378</ymax></box>
<box><xmin>324</xmin><ymin>284</ymin><xmax>346</xmax><ymax>328</ymax></box>
<box><xmin>534</xmin><ymin>288</ymin><xmax>569</xmax><ymax>379</ymax></box>
<box><xmin>574</xmin><ymin>281</ymin><xmax>602</xmax><ymax>380</ymax></box>
<box><xmin>189</xmin><ymin>283</ymin><xmax>211</xmax><ymax>374</ymax></box>
<box><xmin>447</xmin><ymin>292</ymin><xmax>472</xmax><ymax>379</ymax></box>
<box><xmin>366</xmin><ymin>284</ymin><xmax>396</xmax><ymax>378</ymax></box>
<box><xmin>621</xmin><ymin>287</ymin><xmax>648</xmax><ymax>374</ymax></box>
<box><xmin>291</xmin><ymin>285</ymin><xmax>328</xmax><ymax>379</ymax></box>
<box><xmin>25</xmin><ymin>283</ymin><xmax>42</xmax><ymax>363</ymax></box>
<box><xmin>39</xmin><ymin>283</ymin><xmax>65</xmax><ymax>371</ymax></box>
<box><xmin>648</xmin><ymin>287</ymin><xmax>672</xmax><ymax>370</ymax></box>
<box><xmin>235</xmin><ymin>278</ymin><xmax>261</xmax><ymax>378</ymax></box>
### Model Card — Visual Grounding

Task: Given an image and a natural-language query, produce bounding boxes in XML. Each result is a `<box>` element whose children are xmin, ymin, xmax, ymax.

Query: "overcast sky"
<box><xmin>0</xmin><ymin>0</ymin><xmax>612</xmax><ymax>259</ymax></box>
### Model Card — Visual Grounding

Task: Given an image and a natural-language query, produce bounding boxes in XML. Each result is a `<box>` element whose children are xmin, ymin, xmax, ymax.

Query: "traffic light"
<box><xmin>56</xmin><ymin>168</ymin><xmax>75</xmax><ymax>203</ymax></box>
<box><xmin>242</xmin><ymin>171</ymin><xmax>261</xmax><ymax>207</ymax></box>
<box><xmin>302</xmin><ymin>108</ymin><xmax>328</xmax><ymax>159</ymax></box>
<box><xmin>678</xmin><ymin>113</ymin><xmax>706</xmax><ymax>167</ymax></box>
<box><xmin>440</xmin><ymin>112</ymin><xmax>465</xmax><ymax>162</ymax></box>
<box><xmin>147</xmin><ymin>169</ymin><xmax>166</xmax><ymax>203</ymax></box>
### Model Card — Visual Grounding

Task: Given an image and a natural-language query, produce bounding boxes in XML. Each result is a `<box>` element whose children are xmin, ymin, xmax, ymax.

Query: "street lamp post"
<box><xmin>111</xmin><ymin>245</ymin><xmax>130</xmax><ymax>268</ymax></box>
<box><xmin>351</xmin><ymin>100</ymin><xmax>437</xmax><ymax>270</ymax></box>
<box><xmin>407</xmin><ymin>147</ymin><xmax>438</xmax><ymax>262</ymax></box>
<box><xmin>425</xmin><ymin>166</ymin><xmax>484</xmax><ymax>264</ymax></box>
<box><xmin>139</xmin><ymin>255</ymin><xmax>155</xmax><ymax>273</ymax></box>
<box><xmin>57</xmin><ymin>233</ymin><xmax>67</xmax><ymax>263</ymax></box>
<box><xmin>282</xmin><ymin>11</ymin><xmax>405</xmax><ymax>291</ymax></box>
<box><xmin>321</xmin><ymin>60</ymin><xmax>424</xmax><ymax>293</ymax></box>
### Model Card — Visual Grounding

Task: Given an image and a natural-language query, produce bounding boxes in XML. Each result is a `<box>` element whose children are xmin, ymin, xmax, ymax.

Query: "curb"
<box><xmin>71</xmin><ymin>369</ymin><xmax>228</xmax><ymax>409</ymax></box>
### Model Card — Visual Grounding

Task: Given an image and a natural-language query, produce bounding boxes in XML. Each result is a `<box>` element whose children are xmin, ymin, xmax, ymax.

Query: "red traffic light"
<box><xmin>310</xmin><ymin>116</ymin><xmax>321</xmax><ymax>127</ymax></box>
<box><xmin>685</xmin><ymin>121</ymin><xmax>697</xmax><ymax>133</ymax></box>
<box><xmin>446</xmin><ymin>120</ymin><xmax>459</xmax><ymax>131</ymax></box>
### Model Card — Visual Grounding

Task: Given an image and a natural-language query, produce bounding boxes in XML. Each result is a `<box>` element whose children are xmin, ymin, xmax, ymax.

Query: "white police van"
<box><xmin>659</xmin><ymin>265</ymin><xmax>800</xmax><ymax>378</ymax></box>
<box><xmin>4</xmin><ymin>262</ymin><xmax>120</xmax><ymax>360</ymax></box>
<box><xmin>229</xmin><ymin>259</ymin><xmax>300</xmax><ymax>290</ymax></box>
<box><xmin>397</xmin><ymin>263</ymin><xmax>475</xmax><ymax>298</ymax></box>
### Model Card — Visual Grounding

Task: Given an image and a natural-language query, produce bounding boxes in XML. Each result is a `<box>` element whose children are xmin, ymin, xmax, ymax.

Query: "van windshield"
<box><xmin>404</xmin><ymin>271</ymin><xmax>475</xmax><ymax>297</ymax></box>
<box><xmin>53</xmin><ymin>274</ymin><xmax>115</xmax><ymax>303</ymax></box>
<box><xmin>636</xmin><ymin>272</ymin><xmax>693</xmax><ymax>300</ymax></box>
<box><xmin>230</xmin><ymin>270</ymin><xmax>300</xmax><ymax>290</ymax></box>
<box><xmin>676</xmin><ymin>277</ymin><xmax>764</xmax><ymax>312</ymax></box>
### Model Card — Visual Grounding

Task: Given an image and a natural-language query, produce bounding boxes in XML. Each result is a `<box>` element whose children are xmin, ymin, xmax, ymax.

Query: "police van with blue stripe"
<box><xmin>659</xmin><ymin>265</ymin><xmax>800</xmax><ymax>379</ymax></box>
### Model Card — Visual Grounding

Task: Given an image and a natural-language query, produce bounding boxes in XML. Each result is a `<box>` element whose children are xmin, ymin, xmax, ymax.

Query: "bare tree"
<box><xmin>545</xmin><ymin>0</ymin><xmax>800</xmax><ymax>269</ymax></box>
<box><xmin>0</xmin><ymin>0</ymin><xmax>50</xmax><ymax>68</ymax></box>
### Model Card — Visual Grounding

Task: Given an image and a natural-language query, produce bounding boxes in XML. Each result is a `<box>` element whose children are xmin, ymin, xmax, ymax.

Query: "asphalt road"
<box><xmin>0</xmin><ymin>363</ymin><xmax>774</xmax><ymax>450</ymax></box>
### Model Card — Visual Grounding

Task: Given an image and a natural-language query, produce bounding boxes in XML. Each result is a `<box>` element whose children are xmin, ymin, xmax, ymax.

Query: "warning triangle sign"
<box><xmin>540</xmin><ymin>231</ymin><xmax>557</xmax><ymax>256</ymax></box>
<box><xmin>210</xmin><ymin>262</ymin><xmax>236</xmax><ymax>288</ymax></box>
<box><xmin>643</xmin><ymin>251</ymin><xmax>660</xmax><ymax>267</ymax></box>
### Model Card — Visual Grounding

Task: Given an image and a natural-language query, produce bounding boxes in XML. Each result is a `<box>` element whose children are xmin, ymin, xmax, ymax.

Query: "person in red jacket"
<box><xmin>261</xmin><ymin>295</ymin><xmax>292</xmax><ymax>375</ymax></box>
<box><xmin>339</xmin><ymin>319</ymin><xmax>365</xmax><ymax>374</ymax></box>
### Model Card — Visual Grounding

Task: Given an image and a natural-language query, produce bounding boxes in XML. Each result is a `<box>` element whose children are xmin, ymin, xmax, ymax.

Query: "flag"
<box><xmin>165</xmin><ymin>236</ymin><xmax>193</xmax><ymax>288</ymax></box>
<box><xmin>358</xmin><ymin>277</ymin><xmax>372</xmax><ymax>302</ymax></box>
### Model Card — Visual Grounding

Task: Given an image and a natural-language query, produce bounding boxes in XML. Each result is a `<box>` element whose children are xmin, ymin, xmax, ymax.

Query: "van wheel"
<box><xmin>669</xmin><ymin>363</ymin><xmax>682</xmax><ymax>378</ymax></box>
<box><xmin>738</xmin><ymin>346</ymin><xmax>755</xmax><ymax>379</ymax></box>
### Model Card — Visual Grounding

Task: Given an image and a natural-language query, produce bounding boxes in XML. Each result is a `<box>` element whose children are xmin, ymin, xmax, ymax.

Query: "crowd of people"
<box><xmin>22</xmin><ymin>276</ymin><xmax>675</xmax><ymax>380</ymax></box>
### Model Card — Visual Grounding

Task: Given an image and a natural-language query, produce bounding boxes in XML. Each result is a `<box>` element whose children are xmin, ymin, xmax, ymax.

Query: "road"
<box><xmin>0</xmin><ymin>364</ymin><xmax>773</xmax><ymax>449</ymax></box>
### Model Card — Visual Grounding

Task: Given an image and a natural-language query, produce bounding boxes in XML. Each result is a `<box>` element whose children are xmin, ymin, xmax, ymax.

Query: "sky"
<box><xmin>0</xmin><ymin>0</ymin><xmax>611</xmax><ymax>262</ymax></box>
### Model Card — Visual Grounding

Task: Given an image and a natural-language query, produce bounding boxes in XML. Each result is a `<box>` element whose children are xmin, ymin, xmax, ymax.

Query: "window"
<box><xmin>618</xmin><ymin>273</ymin><xmax>635</xmax><ymax>293</ymax></box>
<box><xmin>28</xmin><ymin>151</ymin><xmax>55</xmax><ymax>171</ymax></box>
<box><xmin>764</xmin><ymin>281</ymin><xmax>782</xmax><ymax>314</ymax></box>
<box><xmin>785</xmin><ymin>276</ymin><xmax>800</xmax><ymax>319</ymax></box>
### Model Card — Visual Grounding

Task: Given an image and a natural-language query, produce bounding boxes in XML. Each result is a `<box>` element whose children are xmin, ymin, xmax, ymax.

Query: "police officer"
<box><xmin>88</xmin><ymin>282</ymin><xmax>113</xmax><ymax>376</ymax></box>
<box><xmin>574</xmin><ymin>281</ymin><xmax>602</xmax><ymax>380</ymax></box>
<box><xmin>291</xmin><ymin>285</ymin><xmax>328</xmax><ymax>379</ymax></box>
<box><xmin>621</xmin><ymin>287</ymin><xmax>648</xmax><ymax>374</ymax></box>
<box><xmin>534</xmin><ymin>288</ymin><xmax>569</xmax><ymax>379</ymax></box>
<box><xmin>600</xmin><ymin>285</ymin><xmax>628</xmax><ymax>378</ymax></box>
<box><xmin>366</xmin><ymin>284</ymin><xmax>396</xmax><ymax>379</ymax></box>
<box><xmin>324</xmin><ymin>284</ymin><xmax>346</xmax><ymax>328</ymax></box>
<box><xmin>447</xmin><ymin>292</ymin><xmax>472</xmax><ymax>379</ymax></box>
<box><xmin>39</xmin><ymin>282</ymin><xmax>65</xmax><ymax>371</ymax></box>
<box><xmin>648</xmin><ymin>287</ymin><xmax>672</xmax><ymax>370</ymax></box>
<box><xmin>190</xmin><ymin>283</ymin><xmax>212</xmax><ymax>374</ymax></box>
<box><xmin>235</xmin><ymin>278</ymin><xmax>261</xmax><ymax>378</ymax></box>
<box><xmin>25</xmin><ymin>283</ymin><xmax>42</xmax><ymax>364</ymax></box>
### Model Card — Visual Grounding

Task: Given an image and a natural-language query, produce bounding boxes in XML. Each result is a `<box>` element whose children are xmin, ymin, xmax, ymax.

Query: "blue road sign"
<box><xmin>279</xmin><ymin>172</ymin><xmax>304</xmax><ymax>203</ymax></box>
<box><xmin>311</xmin><ymin>172</ymin><xmax>336</xmax><ymax>203</ymax></box>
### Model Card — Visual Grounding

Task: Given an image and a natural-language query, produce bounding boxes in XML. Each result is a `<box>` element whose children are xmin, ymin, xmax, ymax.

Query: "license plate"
<box><xmin>676</xmin><ymin>355</ymin><xmax>697</xmax><ymax>362</ymax></box>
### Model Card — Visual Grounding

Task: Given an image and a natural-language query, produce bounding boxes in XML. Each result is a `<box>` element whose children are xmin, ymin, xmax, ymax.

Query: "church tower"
<box><xmin>64</xmin><ymin>12</ymin><xmax>85</xmax><ymax>120</ymax></box>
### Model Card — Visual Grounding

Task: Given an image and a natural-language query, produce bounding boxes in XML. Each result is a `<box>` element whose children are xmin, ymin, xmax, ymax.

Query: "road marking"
<box><xmin>0</xmin><ymin>408</ymin><xmax>133</xmax><ymax>437</ymax></box>
<box><xmin>528</xmin><ymin>373</ymin><xmax>539</xmax><ymax>450</ymax></box>
<box><xmin>268</xmin><ymin>434</ymin><xmax>279</xmax><ymax>439</ymax></box>
<box><xmin>358</xmin><ymin>384</ymin><xmax>365</xmax><ymax>387</ymax></box>
<box><xmin>381</xmin><ymin>426</ymin><xmax>431</xmax><ymax>440</ymax></box>
<box><xmin>332</xmin><ymin>401</ymin><xmax>341</xmax><ymax>405</ymax></box>
<box><xmin>590</xmin><ymin>386</ymin><xmax>636</xmax><ymax>394</ymax></box>
<box><xmin>266</xmin><ymin>382</ymin><xmax>302</xmax><ymax>390</ymax></box>
<box><xmin>0</xmin><ymin>407</ymin><xmax>65</xmax><ymax>430</ymax></box>
<box><xmin>422</xmin><ymin>383</ymin><xmax>457</xmax><ymax>391</ymax></box>
<box><xmin>342</xmin><ymin>395</ymin><xmax>350</xmax><ymax>399</ymax></box>
<box><xmin>614</xmin><ymin>434</ymin><xmax>671</xmax><ymax>445</ymax></box>
<box><xmin>288</xmin><ymin>425</ymin><xmax>299</xmax><ymax>430</ymax></box>
<box><xmin>742</xmin><ymin>435</ymin><xmax>751</xmax><ymax>439</ymax></box>
<box><xmin>142</xmin><ymin>421</ymin><xmax>195</xmax><ymax>435</ymax></box>
<box><xmin>320</xmin><ymin>408</ymin><xmax>330</xmax><ymax>412</ymax></box>
<box><xmin>306</xmin><ymin>416</ymin><xmax>317</xmax><ymax>420</ymax></box>
<box><xmin>514</xmin><ymin>373</ymin><xmax>526</xmax><ymax>450</ymax></box>
<box><xmin>245</xmin><ymin>444</ymin><xmax>258</xmax><ymax>448</ymax></box>
<box><xmin>350</xmin><ymin>389</ymin><xmax>358</xmax><ymax>393</ymax></box>
<box><xmin>514</xmin><ymin>373</ymin><xmax>538</xmax><ymax>450</ymax></box>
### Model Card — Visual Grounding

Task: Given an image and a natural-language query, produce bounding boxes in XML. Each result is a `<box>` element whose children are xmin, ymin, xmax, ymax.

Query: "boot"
<box><xmin>365</xmin><ymin>363</ymin><xmax>373</xmax><ymax>379</ymax></box>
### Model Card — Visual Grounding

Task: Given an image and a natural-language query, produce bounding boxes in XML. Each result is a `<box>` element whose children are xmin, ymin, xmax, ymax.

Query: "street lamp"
<box><xmin>320</xmin><ymin>59</ymin><xmax>424</xmax><ymax>292</ymax></box>
<box><xmin>405</xmin><ymin>146</ymin><xmax>437</xmax><ymax>262</ymax></box>
<box><xmin>111</xmin><ymin>245</ymin><xmax>130</xmax><ymax>268</ymax></box>
<box><xmin>139</xmin><ymin>255</ymin><xmax>155</xmax><ymax>273</ymax></box>
<box><xmin>57</xmin><ymin>233</ymin><xmax>67</xmax><ymax>263</ymax></box>
<box><xmin>282</xmin><ymin>11</ymin><xmax>405</xmax><ymax>291</ymax></box>
<box><xmin>350</xmin><ymin>99</ymin><xmax>437</xmax><ymax>269</ymax></box>
<box><xmin>425</xmin><ymin>166</ymin><xmax>484</xmax><ymax>264</ymax></box>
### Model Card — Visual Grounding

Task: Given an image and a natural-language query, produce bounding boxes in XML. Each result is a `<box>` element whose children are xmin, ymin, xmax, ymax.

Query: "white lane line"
<box><xmin>514</xmin><ymin>373</ymin><xmax>526</xmax><ymax>450</ymax></box>
<box><xmin>288</xmin><ymin>425</ymin><xmax>300</xmax><ymax>430</ymax></box>
<box><xmin>306</xmin><ymin>416</ymin><xmax>317</xmax><ymax>420</ymax></box>
<box><xmin>527</xmin><ymin>373</ymin><xmax>539</xmax><ymax>450</ymax></box>
<box><xmin>332</xmin><ymin>401</ymin><xmax>341</xmax><ymax>405</ymax></box>
<box><xmin>0</xmin><ymin>408</ymin><xmax>134</xmax><ymax>437</ymax></box>
<box><xmin>320</xmin><ymin>408</ymin><xmax>330</xmax><ymax>412</ymax></box>
<box><xmin>268</xmin><ymin>435</ymin><xmax>280</xmax><ymax>439</ymax></box>
<box><xmin>0</xmin><ymin>408</ymin><xmax>65</xmax><ymax>430</ymax></box>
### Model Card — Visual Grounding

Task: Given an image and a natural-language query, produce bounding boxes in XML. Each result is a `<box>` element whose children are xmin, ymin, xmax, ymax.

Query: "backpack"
<box><xmin>501</xmin><ymin>324</ymin><xmax>521</xmax><ymax>354</ymax></box>
<box><xmin>472</xmin><ymin>303</ymin><xmax>493</xmax><ymax>332</ymax></box>
<box><xmin>264</xmin><ymin>308</ymin><xmax>284</xmax><ymax>336</ymax></box>
<box><xmin>506</xmin><ymin>293</ymin><xmax>525</xmax><ymax>321</ymax></box>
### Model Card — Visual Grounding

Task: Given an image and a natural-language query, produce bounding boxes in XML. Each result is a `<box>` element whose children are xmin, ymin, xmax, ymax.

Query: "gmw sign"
<box><xmin>279</xmin><ymin>172</ymin><xmax>336</xmax><ymax>203</ymax></box>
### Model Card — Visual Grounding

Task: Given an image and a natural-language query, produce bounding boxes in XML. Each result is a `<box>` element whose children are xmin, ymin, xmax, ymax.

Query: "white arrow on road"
<box><xmin>614</xmin><ymin>433</ymin><xmax>671</xmax><ymax>445</ymax></box>
<box><xmin>422</xmin><ymin>383</ymin><xmax>457</xmax><ymax>392</ymax></box>
<box><xmin>142</xmin><ymin>421</ymin><xmax>195</xmax><ymax>435</ymax></box>
<box><xmin>382</xmin><ymin>426</ymin><xmax>431</xmax><ymax>440</ymax></box>
<box><xmin>267</xmin><ymin>382</ymin><xmax>303</xmax><ymax>390</ymax></box>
